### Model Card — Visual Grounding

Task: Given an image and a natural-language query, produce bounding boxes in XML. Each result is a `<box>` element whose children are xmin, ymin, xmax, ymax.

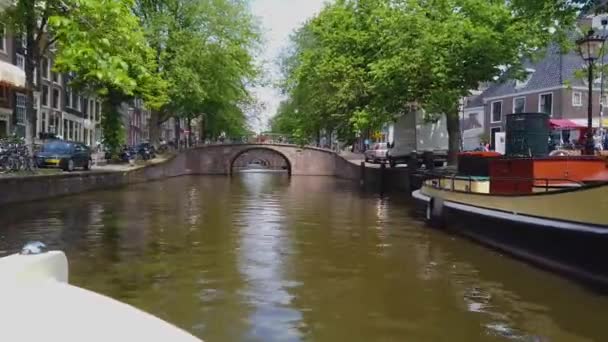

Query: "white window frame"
<box><xmin>538</xmin><ymin>92</ymin><xmax>553</xmax><ymax>116</ymax></box>
<box><xmin>512</xmin><ymin>97</ymin><xmax>526</xmax><ymax>114</ymax></box>
<box><xmin>15</xmin><ymin>93</ymin><xmax>27</xmax><ymax>124</ymax></box>
<box><xmin>41</xmin><ymin>85</ymin><xmax>49</xmax><ymax>107</ymax></box>
<box><xmin>51</xmin><ymin>67</ymin><xmax>61</xmax><ymax>85</ymax></box>
<box><xmin>16</xmin><ymin>54</ymin><xmax>25</xmax><ymax>70</ymax></box>
<box><xmin>490</xmin><ymin>100</ymin><xmax>503</xmax><ymax>123</ymax></box>
<box><xmin>21</xmin><ymin>33</ymin><xmax>26</xmax><ymax>49</ymax></box>
<box><xmin>572</xmin><ymin>91</ymin><xmax>583</xmax><ymax>107</ymax></box>
<box><xmin>42</xmin><ymin>58</ymin><xmax>50</xmax><ymax>80</ymax></box>
<box><xmin>65</xmin><ymin>87</ymin><xmax>72</xmax><ymax>108</ymax></box>
<box><xmin>52</xmin><ymin>88</ymin><xmax>60</xmax><ymax>110</ymax></box>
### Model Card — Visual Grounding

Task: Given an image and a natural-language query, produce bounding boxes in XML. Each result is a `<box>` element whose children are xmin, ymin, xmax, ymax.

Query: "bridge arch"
<box><xmin>182</xmin><ymin>143</ymin><xmax>357</xmax><ymax>177</ymax></box>
<box><xmin>229</xmin><ymin>147</ymin><xmax>292</xmax><ymax>175</ymax></box>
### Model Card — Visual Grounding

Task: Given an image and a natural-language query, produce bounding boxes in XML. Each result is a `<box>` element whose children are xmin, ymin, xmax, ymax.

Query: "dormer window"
<box><xmin>515</xmin><ymin>68</ymin><xmax>535</xmax><ymax>89</ymax></box>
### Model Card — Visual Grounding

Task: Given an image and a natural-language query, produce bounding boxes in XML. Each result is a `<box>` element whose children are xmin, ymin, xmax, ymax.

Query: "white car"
<box><xmin>364</xmin><ymin>143</ymin><xmax>388</xmax><ymax>164</ymax></box>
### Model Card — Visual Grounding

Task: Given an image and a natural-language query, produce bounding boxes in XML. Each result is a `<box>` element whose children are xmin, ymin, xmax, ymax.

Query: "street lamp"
<box><xmin>577</xmin><ymin>29</ymin><xmax>606</xmax><ymax>155</ymax></box>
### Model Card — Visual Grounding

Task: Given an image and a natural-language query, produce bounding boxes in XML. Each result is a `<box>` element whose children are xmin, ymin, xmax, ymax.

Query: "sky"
<box><xmin>249</xmin><ymin>0</ymin><xmax>327</xmax><ymax>132</ymax></box>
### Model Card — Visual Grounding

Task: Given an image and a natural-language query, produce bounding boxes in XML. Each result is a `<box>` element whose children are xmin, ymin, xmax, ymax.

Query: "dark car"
<box><xmin>36</xmin><ymin>140</ymin><xmax>92</xmax><ymax>171</ymax></box>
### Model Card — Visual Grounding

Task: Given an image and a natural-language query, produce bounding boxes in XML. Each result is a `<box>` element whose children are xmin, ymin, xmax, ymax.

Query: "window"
<box><xmin>41</xmin><ymin>111</ymin><xmax>46</xmax><ymax>133</ymax></box>
<box><xmin>20</xmin><ymin>33</ymin><xmax>26</xmax><ymax>49</ymax></box>
<box><xmin>72</xmin><ymin>93</ymin><xmax>80</xmax><ymax>111</ymax></box>
<box><xmin>16</xmin><ymin>94</ymin><xmax>26</xmax><ymax>124</ymax></box>
<box><xmin>63</xmin><ymin>119</ymin><xmax>68</xmax><ymax>138</ymax></box>
<box><xmin>95</xmin><ymin>101</ymin><xmax>101</xmax><ymax>121</ymax></box>
<box><xmin>491</xmin><ymin>101</ymin><xmax>502</xmax><ymax>123</ymax></box>
<box><xmin>65</xmin><ymin>87</ymin><xmax>72</xmax><ymax>108</ymax></box>
<box><xmin>89</xmin><ymin>99</ymin><xmax>94</xmax><ymax>118</ymax></box>
<box><xmin>0</xmin><ymin>23</ymin><xmax>5</xmax><ymax>52</ymax></box>
<box><xmin>41</xmin><ymin>58</ymin><xmax>49</xmax><ymax>80</ymax></box>
<box><xmin>539</xmin><ymin>93</ymin><xmax>553</xmax><ymax>115</ymax></box>
<box><xmin>513</xmin><ymin>97</ymin><xmax>525</xmax><ymax>113</ymax></box>
<box><xmin>42</xmin><ymin>85</ymin><xmax>49</xmax><ymax>106</ymax></box>
<box><xmin>16</xmin><ymin>54</ymin><xmax>25</xmax><ymax>70</ymax></box>
<box><xmin>52</xmin><ymin>89</ymin><xmax>60</xmax><ymax>109</ymax></box>
<box><xmin>601</xmin><ymin>94</ymin><xmax>608</xmax><ymax>107</ymax></box>
<box><xmin>82</xmin><ymin>97</ymin><xmax>88</xmax><ymax>117</ymax></box>
<box><xmin>52</xmin><ymin>70</ymin><xmax>60</xmax><ymax>84</ymax></box>
<box><xmin>573</xmin><ymin>91</ymin><xmax>582</xmax><ymax>107</ymax></box>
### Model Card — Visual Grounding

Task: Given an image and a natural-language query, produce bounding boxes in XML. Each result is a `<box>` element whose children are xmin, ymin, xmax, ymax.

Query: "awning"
<box><xmin>549</xmin><ymin>119</ymin><xmax>585</xmax><ymax>129</ymax></box>
<box><xmin>571</xmin><ymin>118</ymin><xmax>608</xmax><ymax>128</ymax></box>
<box><xmin>0</xmin><ymin>60</ymin><xmax>26</xmax><ymax>89</ymax></box>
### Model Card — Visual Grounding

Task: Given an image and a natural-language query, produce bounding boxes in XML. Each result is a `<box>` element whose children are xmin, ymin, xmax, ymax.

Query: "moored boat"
<box><xmin>412</xmin><ymin>154</ymin><xmax>608</xmax><ymax>285</ymax></box>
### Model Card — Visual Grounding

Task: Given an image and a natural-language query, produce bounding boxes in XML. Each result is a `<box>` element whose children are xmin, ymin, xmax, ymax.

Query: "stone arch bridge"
<box><xmin>177</xmin><ymin>143</ymin><xmax>360</xmax><ymax>177</ymax></box>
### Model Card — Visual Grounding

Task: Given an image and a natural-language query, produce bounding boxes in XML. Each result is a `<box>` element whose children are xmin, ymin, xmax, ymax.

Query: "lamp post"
<box><xmin>577</xmin><ymin>29</ymin><xmax>606</xmax><ymax>155</ymax></box>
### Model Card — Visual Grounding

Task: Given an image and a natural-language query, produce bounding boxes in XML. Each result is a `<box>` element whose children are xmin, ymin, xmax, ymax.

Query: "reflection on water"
<box><xmin>1</xmin><ymin>173</ymin><xmax>608</xmax><ymax>341</ymax></box>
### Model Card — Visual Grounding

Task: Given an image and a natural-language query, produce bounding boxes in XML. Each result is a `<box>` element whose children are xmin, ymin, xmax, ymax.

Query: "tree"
<box><xmin>49</xmin><ymin>0</ymin><xmax>168</xmax><ymax>154</ymax></box>
<box><xmin>276</xmin><ymin>0</ymin><xmax>582</xmax><ymax>163</ymax></box>
<box><xmin>134</xmin><ymin>0</ymin><xmax>260</xmax><ymax>146</ymax></box>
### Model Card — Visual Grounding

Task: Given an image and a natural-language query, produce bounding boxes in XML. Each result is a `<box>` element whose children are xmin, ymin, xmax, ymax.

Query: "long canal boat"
<box><xmin>413</xmin><ymin>154</ymin><xmax>608</xmax><ymax>285</ymax></box>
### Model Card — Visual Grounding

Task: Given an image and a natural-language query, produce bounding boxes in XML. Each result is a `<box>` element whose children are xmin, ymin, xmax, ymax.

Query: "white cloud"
<box><xmin>249</xmin><ymin>0</ymin><xmax>326</xmax><ymax>132</ymax></box>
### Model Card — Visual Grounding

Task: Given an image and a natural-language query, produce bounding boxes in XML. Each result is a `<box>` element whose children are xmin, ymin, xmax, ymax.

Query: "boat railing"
<box><xmin>424</xmin><ymin>173</ymin><xmax>584</xmax><ymax>195</ymax></box>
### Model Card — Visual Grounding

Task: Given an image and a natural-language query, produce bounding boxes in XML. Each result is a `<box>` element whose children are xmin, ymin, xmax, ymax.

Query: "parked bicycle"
<box><xmin>0</xmin><ymin>138</ymin><xmax>38</xmax><ymax>173</ymax></box>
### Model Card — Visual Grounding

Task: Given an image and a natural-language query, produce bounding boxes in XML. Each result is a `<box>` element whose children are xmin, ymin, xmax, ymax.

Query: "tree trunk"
<box><xmin>24</xmin><ymin>0</ymin><xmax>38</xmax><ymax>151</ymax></box>
<box><xmin>187</xmin><ymin>117</ymin><xmax>192</xmax><ymax>147</ymax></box>
<box><xmin>445</xmin><ymin>111</ymin><xmax>461</xmax><ymax>165</ymax></box>
<box><xmin>149</xmin><ymin>109</ymin><xmax>161</xmax><ymax>148</ymax></box>
<box><xmin>174</xmin><ymin>116</ymin><xmax>180</xmax><ymax>149</ymax></box>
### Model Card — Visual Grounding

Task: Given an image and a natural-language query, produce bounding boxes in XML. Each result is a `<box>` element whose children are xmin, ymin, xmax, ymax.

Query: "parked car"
<box><xmin>364</xmin><ymin>142</ymin><xmax>389</xmax><ymax>164</ymax></box>
<box><xmin>36</xmin><ymin>140</ymin><xmax>92</xmax><ymax>172</ymax></box>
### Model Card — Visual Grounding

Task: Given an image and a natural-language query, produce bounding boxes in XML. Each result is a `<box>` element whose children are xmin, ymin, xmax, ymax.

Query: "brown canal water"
<box><xmin>0</xmin><ymin>173</ymin><xmax>607</xmax><ymax>342</ymax></box>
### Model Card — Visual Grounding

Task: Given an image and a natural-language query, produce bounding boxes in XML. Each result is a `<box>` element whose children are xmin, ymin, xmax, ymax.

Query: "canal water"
<box><xmin>1</xmin><ymin>173</ymin><xmax>607</xmax><ymax>341</ymax></box>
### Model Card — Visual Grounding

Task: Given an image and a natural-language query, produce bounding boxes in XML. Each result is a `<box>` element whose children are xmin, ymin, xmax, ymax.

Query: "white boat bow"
<box><xmin>0</xmin><ymin>242</ymin><xmax>202</xmax><ymax>342</ymax></box>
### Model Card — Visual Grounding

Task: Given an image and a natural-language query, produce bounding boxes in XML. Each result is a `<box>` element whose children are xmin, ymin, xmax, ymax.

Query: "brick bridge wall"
<box><xmin>182</xmin><ymin>144</ymin><xmax>358</xmax><ymax>177</ymax></box>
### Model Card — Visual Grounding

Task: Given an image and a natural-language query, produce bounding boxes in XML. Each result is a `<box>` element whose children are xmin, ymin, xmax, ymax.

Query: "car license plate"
<box><xmin>47</xmin><ymin>159</ymin><xmax>60</xmax><ymax>165</ymax></box>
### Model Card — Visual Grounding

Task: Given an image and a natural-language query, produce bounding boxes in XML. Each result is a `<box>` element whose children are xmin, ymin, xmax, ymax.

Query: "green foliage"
<box><xmin>275</xmin><ymin>0</ymin><xmax>581</xmax><ymax>161</ymax></box>
<box><xmin>49</xmin><ymin>0</ymin><xmax>168</xmax><ymax>109</ymax></box>
<box><xmin>100</xmin><ymin>105</ymin><xmax>125</xmax><ymax>155</ymax></box>
<box><xmin>135</xmin><ymin>0</ymin><xmax>260</xmax><ymax>142</ymax></box>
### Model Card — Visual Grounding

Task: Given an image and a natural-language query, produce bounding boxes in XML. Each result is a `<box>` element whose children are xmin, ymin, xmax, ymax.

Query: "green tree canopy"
<box><xmin>274</xmin><ymin>0</ymin><xmax>583</xmax><ymax>162</ymax></box>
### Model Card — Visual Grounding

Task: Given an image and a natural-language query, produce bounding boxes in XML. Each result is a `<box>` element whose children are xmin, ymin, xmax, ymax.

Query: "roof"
<box><xmin>481</xmin><ymin>28</ymin><xmax>608</xmax><ymax>101</ymax></box>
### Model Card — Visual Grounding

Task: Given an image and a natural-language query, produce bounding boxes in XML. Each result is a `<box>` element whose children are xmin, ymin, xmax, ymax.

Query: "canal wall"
<box><xmin>0</xmin><ymin>149</ymin><xmax>410</xmax><ymax>206</ymax></box>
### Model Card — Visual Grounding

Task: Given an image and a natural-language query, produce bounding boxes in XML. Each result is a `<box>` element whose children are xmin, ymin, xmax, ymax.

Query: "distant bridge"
<box><xmin>178</xmin><ymin>143</ymin><xmax>359</xmax><ymax>176</ymax></box>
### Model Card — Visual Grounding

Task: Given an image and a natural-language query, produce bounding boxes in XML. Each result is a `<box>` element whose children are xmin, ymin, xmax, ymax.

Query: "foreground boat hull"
<box><xmin>414</xmin><ymin>184</ymin><xmax>608</xmax><ymax>286</ymax></box>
